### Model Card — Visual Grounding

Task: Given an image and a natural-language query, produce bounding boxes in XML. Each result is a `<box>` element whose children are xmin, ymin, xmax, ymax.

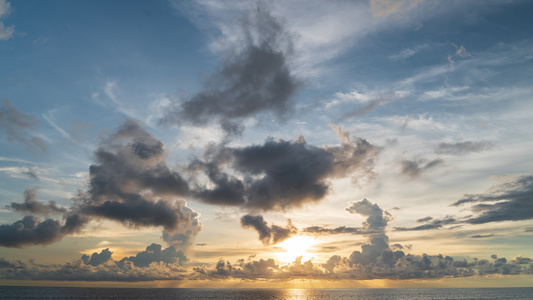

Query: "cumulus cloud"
<box><xmin>345</xmin><ymin>198</ymin><xmax>392</xmax><ymax>232</ymax></box>
<box><xmin>0</xmin><ymin>243</ymin><xmax>188</xmax><ymax>281</ymax></box>
<box><xmin>81</xmin><ymin>248</ymin><xmax>112</xmax><ymax>267</ymax></box>
<box><xmin>0</xmin><ymin>99</ymin><xmax>47</xmax><ymax>153</ymax></box>
<box><xmin>1</xmin><ymin>199</ymin><xmax>532</xmax><ymax>281</ymax></box>
<box><xmin>435</xmin><ymin>141</ymin><xmax>494</xmax><ymax>155</ymax></box>
<box><xmin>0</xmin><ymin>120</ymin><xmax>202</xmax><ymax>249</ymax></box>
<box><xmin>452</xmin><ymin>173</ymin><xmax>533</xmax><ymax>224</ymax></box>
<box><xmin>0</xmin><ymin>214</ymin><xmax>87</xmax><ymax>248</ymax></box>
<box><xmin>399</xmin><ymin>158</ymin><xmax>443</xmax><ymax>179</ymax></box>
<box><xmin>162</xmin><ymin>4</ymin><xmax>301</xmax><ymax>137</ymax></box>
<box><xmin>240</xmin><ymin>214</ymin><xmax>297</xmax><ymax>245</ymax></box>
<box><xmin>118</xmin><ymin>243</ymin><xmax>188</xmax><ymax>268</ymax></box>
<box><xmin>77</xmin><ymin>120</ymin><xmax>195</xmax><ymax>232</ymax></box>
<box><xmin>189</xmin><ymin>199</ymin><xmax>533</xmax><ymax>281</ymax></box>
<box><xmin>189</xmin><ymin>128</ymin><xmax>379</xmax><ymax>211</ymax></box>
<box><xmin>7</xmin><ymin>187</ymin><xmax>67</xmax><ymax>216</ymax></box>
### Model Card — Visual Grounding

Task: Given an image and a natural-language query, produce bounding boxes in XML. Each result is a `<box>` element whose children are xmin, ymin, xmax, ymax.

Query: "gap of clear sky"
<box><xmin>1</xmin><ymin>0</ymin><xmax>532</xmax><ymax>288</ymax></box>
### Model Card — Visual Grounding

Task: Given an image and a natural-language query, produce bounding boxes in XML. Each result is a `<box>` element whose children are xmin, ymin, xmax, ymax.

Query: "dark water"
<box><xmin>1</xmin><ymin>286</ymin><xmax>532</xmax><ymax>299</ymax></box>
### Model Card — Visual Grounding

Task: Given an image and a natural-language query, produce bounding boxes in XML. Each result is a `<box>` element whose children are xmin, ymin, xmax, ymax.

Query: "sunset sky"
<box><xmin>1</xmin><ymin>0</ymin><xmax>532</xmax><ymax>288</ymax></box>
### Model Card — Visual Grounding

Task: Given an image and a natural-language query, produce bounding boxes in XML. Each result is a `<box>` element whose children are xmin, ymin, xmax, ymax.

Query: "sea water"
<box><xmin>0</xmin><ymin>286</ymin><xmax>532</xmax><ymax>299</ymax></box>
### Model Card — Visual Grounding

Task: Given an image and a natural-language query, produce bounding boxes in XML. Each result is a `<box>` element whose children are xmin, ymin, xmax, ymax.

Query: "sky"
<box><xmin>1</xmin><ymin>0</ymin><xmax>532</xmax><ymax>288</ymax></box>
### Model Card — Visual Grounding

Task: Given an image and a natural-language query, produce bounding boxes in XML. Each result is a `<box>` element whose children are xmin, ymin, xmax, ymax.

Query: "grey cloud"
<box><xmin>22</xmin><ymin>168</ymin><xmax>39</xmax><ymax>180</ymax></box>
<box><xmin>0</xmin><ymin>243</ymin><xmax>188</xmax><ymax>281</ymax></box>
<box><xmin>193</xmin><ymin>206</ymin><xmax>532</xmax><ymax>281</ymax></box>
<box><xmin>240</xmin><ymin>214</ymin><xmax>297</xmax><ymax>245</ymax></box>
<box><xmin>436</xmin><ymin>141</ymin><xmax>494</xmax><ymax>155</ymax></box>
<box><xmin>0</xmin><ymin>214</ymin><xmax>87</xmax><ymax>248</ymax></box>
<box><xmin>0</xmin><ymin>258</ymin><xmax>26</xmax><ymax>269</ymax></box>
<box><xmin>190</xmin><ymin>131</ymin><xmax>379</xmax><ymax>211</ymax></box>
<box><xmin>395</xmin><ymin>215</ymin><xmax>456</xmax><ymax>231</ymax></box>
<box><xmin>341</xmin><ymin>96</ymin><xmax>391</xmax><ymax>119</ymax></box>
<box><xmin>400</xmin><ymin>158</ymin><xmax>443</xmax><ymax>179</ymax></box>
<box><xmin>452</xmin><ymin>173</ymin><xmax>533</xmax><ymax>224</ymax></box>
<box><xmin>78</xmin><ymin>120</ymin><xmax>197</xmax><ymax>232</ymax></box>
<box><xmin>303</xmin><ymin>226</ymin><xmax>363</xmax><ymax>235</ymax></box>
<box><xmin>303</xmin><ymin>198</ymin><xmax>391</xmax><ymax>236</ymax></box>
<box><xmin>119</xmin><ymin>243</ymin><xmax>188</xmax><ymax>268</ymax></box>
<box><xmin>471</xmin><ymin>234</ymin><xmax>496</xmax><ymax>238</ymax></box>
<box><xmin>0</xmin><ymin>99</ymin><xmax>47</xmax><ymax>153</ymax></box>
<box><xmin>8</xmin><ymin>187</ymin><xmax>67</xmax><ymax>216</ymax></box>
<box><xmin>161</xmin><ymin>204</ymin><xmax>202</xmax><ymax>249</ymax></box>
<box><xmin>81</xmin><ymin>248</ymin><xmax>112</xmax><ymax>266</ymax></box>
<box><xmin>162</xmin><ymin>4</ymin><xmax>300</xmax><ymax>137</ymax></box>
<box><xmin>346</xmin><ymin>198</ymin><xmax>392</xmax><ymax>232</ymax></box>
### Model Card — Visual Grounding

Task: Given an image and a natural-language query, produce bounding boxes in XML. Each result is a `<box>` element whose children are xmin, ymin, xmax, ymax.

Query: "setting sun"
<box><xmin>278</xmin><ymin>236</ymin><xmax>315</xmax><ymax>263</ymax></box>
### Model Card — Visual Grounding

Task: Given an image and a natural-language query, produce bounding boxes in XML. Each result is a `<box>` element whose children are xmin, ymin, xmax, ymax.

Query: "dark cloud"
<box><xmin>302</xmin><ymin>225</ymin><xmax>363</xmax><ymax>235</ymax></box>
<box><xmin>400</xmin><ymin>158</ymin><xmax>443</xmax><ymax>179</ymax></box>
<box><xmin>81</xmin><ymin>248</ymin><xmax>112</xmax><ymax>266</ymax></box>
<box><xmin>0</xmin><ymin>244</ymin><xmax>188</xmax><ymax>282</ymax></box>
<box><xmin>240</xmin><ymin>214</ymin><xmax>297</xmax><ymax>245</ymax></box>
<box><xmin>161</xmin><ymin>204</ymin><xmax>202</xmax><ymax>249</ymax></box>
<box><xmin>21</xmin><ymin>168</ymin><xmax>39</xmax><ymax>180</ymax></box>
<box><xmin>345</xmin><ymin>198</ymin><xmax>392</xmax><ymax>232</ymax></box>
<box><xmin>162</xmin><ymin>4</ymin><xmax>301</xmax><ymax>137</ymax></box>
<box><xmin>118</xmin><ymin>243</ymin><xmax>188</xmax><ymax>268</ymax></box>
<box><xmin>77</xmin><ymin>120</ymin><xmax>198</xmax><ymax>234</ymax></box>
<box><xmin>435</xmin><ymin>141</ymin><xmax>494</xmax><ymax>155</ymax></box>
<box><xmin>0</xmin><ymin>258</ymin><xmax>26</xmax><ymax>269</ymax></box>
<box><xmin>395</xmin><ymin>215</ymin><xmax>456</xmax><ymax>231</ymax></box>
<box><xmin>0</xmin><ymin>99</ymin><xmax>47</xmax><ymax>153</ymax></box>
<box><xmin>190</xmin><ymin>129</ymin><xmax>378</xmax><ymax>211</ymax></box>
<box><xmin>0</xmin><ymin>214</ymin><xmax>87</xmax><ymax>248</ymax></box>
<box><xmin>8</xmin><ymin>187</ymin><xmax>67</xmax><ymax>216</ymax></box>
<box><xmin>471</xmin><ymin>234</ymin><xmax>496</xmax><ymax>238</ymax></box>
<box><xmin>451</xmin><ymin>173</ymin><xmax>533</xmax><ymax>224</ymax></box>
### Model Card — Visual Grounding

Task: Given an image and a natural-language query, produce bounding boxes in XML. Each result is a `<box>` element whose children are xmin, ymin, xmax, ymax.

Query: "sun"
<box><xmin>278</xmin><ymin>236</ymin><xmax>315</xmax><ymax>263</ymax></box>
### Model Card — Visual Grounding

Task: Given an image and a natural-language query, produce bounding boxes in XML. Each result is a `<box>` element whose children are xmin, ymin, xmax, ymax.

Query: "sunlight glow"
<box><xmin>278</xmin><ymin>236</ymin><xmax>316</xmax><ymax>263</ymax></box>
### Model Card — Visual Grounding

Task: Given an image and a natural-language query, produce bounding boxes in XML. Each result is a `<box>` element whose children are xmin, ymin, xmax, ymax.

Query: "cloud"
<box><xmin>302</xmin><ymin>225</ymin><xmax>363</xmax><ymax>235</ymax></box>
<box><xmin>0</xmin><ymin>0</ymin><xmax>14</xmax><ymax>41</ymax></box>
<box><xmin>78</xmin><ymin>120</ymin><xmax>195</xmax><ymax>232</ymax></box>
<box><xmin>452</xmin><ymin>173</ymin><xmax>533</xmax><ymax>224</ymax></box>
<box><xmin>190</xmin><ymin>199</ymin><xmax>533</xmax><ymax>281</ymax></box>
<box><xmin>0</xmin><ymin>99</ymin><xmax>47</xmax><ymax>153</ymax></box>
<box><xmin>435</xmin><ymin>141</ymin><xmax>494</xmax><ymax>155</ymax></box>
<box><xmin>7</xmin><ymin>187</ymin><xmax>67</xmax><ymax>216</ymax></box>
<box><xmin>0</xmin><ymin>214</ymin><xmax>87</xmax><ymax>248</ymax></box>
<box><xmin>118</xmin><ymin>243</ymin><xmax>188</xmax><ymax>268</ymax></box>
<box><xmin>399</xmin><ymin>158</ymin><xmax>443</xmax><ymax>179</ymax></box>
<box><xmin>81</xmin><ymin>248</ymin><xmax>112</xmax><ymax>267</ymax></box>
<box><xmin>240</xmin><ymin>214</ymin><xmax>297</xmax><ymax>245</ymax></box>
<box><xmin>0</xmin><ymin>258</ymin><xmax>26</xmax><ymax>269</ymax></box>
<box><xmin>1</xmin><ymin>199</ymin><xmax>532</xmax><ymax>281</ymax></box>
<box><xmin>162</xmin><ymin>4</ymin><xmax>301</xmax><ymax>137</ymax></box>
<box><xmin>471</xmin><ymin>234</ymin><xmax>496</xmax><ymax>239</ymax></box>
<box><xmin>389</xmin><ymin>43</ymin><xmax>431</xmax><ymax>60</ymax></box>
<box><xmin>189</xmin><ymin>127</ymin><xmax>379</xmax><ymax>211</ymax></box>
<box><xmin>395</xmin><ymin>216</ymin><xmax>457</xmax><ymax>231</ymax></box>
<box><xmin>0</xmin><ymin>243</ymin><xmax>188</xmax><ymax>281</ymax></box>
<box><xmin>345</xmin><ymin>198</ymin><xmax>393</xmax><ymax>232</ymax></box>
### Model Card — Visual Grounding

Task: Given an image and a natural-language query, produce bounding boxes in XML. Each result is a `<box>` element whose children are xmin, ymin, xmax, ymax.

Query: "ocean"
<box><xmin>0</xmin><ymin>286</ymin><xmax>532</xmax><ymax>299</ymax></box>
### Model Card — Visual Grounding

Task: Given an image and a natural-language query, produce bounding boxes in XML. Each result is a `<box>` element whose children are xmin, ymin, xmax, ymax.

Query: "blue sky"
<box><xmin>1</xmin><ymin>0</ymin><xmax>532</xmax><ymax>287</ymax></box>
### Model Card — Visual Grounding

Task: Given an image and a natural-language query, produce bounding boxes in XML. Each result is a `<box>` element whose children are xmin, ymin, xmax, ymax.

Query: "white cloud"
<box><xmin>389</xmin><ymin>43</ymin><xmax>431</xmax><ymax>60</ymax></box>
<box><xmin>0</xmin><ymin>0</ymin><xmax>14</xmax><ymax>41</ymax></box>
